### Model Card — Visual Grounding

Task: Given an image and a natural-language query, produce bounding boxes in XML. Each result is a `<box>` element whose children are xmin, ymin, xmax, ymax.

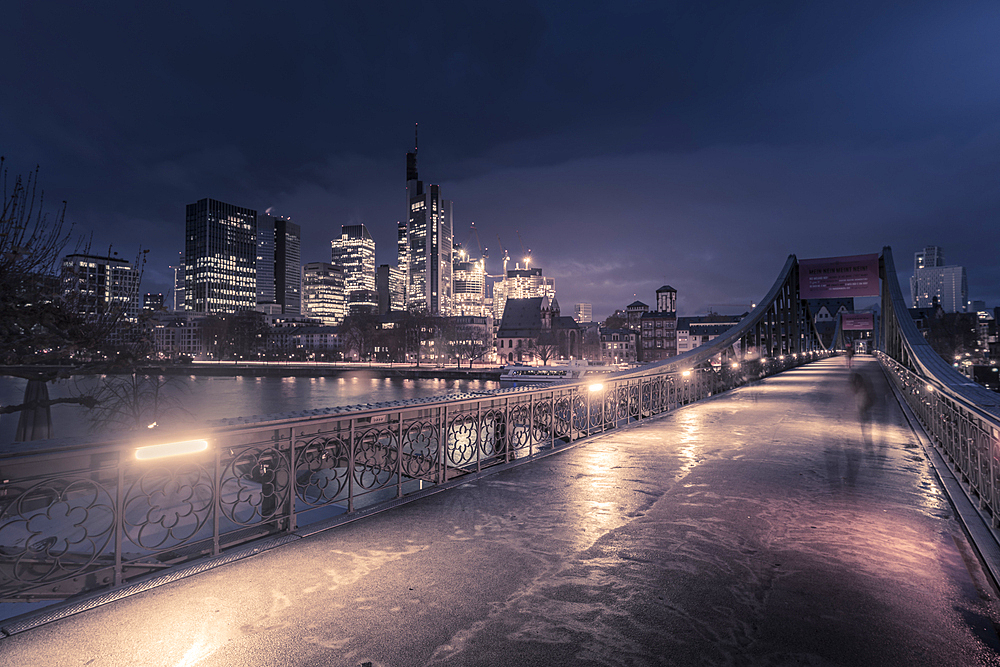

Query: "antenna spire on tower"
<box><xmin>415</xmin><ymin>122</ymin><xmax>418</xmax><ymax>153</ymax></box>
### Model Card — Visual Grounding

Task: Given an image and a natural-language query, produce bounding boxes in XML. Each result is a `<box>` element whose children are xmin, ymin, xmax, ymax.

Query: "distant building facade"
<box><xmin>912</xmin><ymin>265</ymin><xmax>968</xmax><ymax>313</ymax></box>
<box><xmin>910</xmin><ymin>245</ymin><xmax>968</xmax><ymax>313</ymax></box>
<box><xmin>143</xmin><ymin>293</ymin><xmax>164</xmax><ymax>312</ymax></box>
<box><xmin>675</xmin><ymin>315</ymin><xmax>744</xmax><ymax>354</ymax></box>
<box><xmin>625</xmin><ymin>301</ymin><xmax>649</xmax><ymax>331</ymax></box>
<box><xmin>638</xmin><ymin>286</ymin><xmax>678</xmax><ymax>362</ymax></box>
<box><xmin>185</xmin><ymin>198</ymin><xmax>257</xmax><ymax>314</ymax></box>
<box><xmin>452</xmin><ymin>252</ymin><xmax>487</xmax><ymax>317</ymax></box>
<box><xmin>574</xmin><ymin>303</ymin><xmax>592</xmax><ymax>323</ymax></box>
<box><xmin>493</xmin><ymin>266</ymin><xmax>555</xmax><ymax>321</ymax></box>
<box><xmin>377</xmin><ymin>264</ymin><xmax>406</xmax><ymax>315</ymax></box>
<box><xmin>61</xmin><ymin>253</ymin><xmax>141</xmax><ymax>321</ymax></box>
<box><xmin>332</xmin><ymin>224</ymin><xmax>376</xmax><ymax>316</ymax></box>
<box><xmin>601</xmin><ymin>328</ymin><xmax>638</xmax><ymax>364</ymax></box>
<box><xmin>302</xmin><ymin>262</ymin><xmax>346</xmax><ymax>326</ymax></box>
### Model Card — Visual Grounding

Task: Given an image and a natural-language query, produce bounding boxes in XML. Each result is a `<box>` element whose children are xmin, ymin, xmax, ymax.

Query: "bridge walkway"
<box><xmin>3</xmin><ymin>357</ymin><xmax>1000</xmax><ymax>666</ymax></box>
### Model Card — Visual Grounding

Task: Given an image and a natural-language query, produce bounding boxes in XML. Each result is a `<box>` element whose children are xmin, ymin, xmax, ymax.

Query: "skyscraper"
<box><xmin>332</xmin><ymin>224</ymin><xmax>376</xmax><ymax>313</ymax></box>
<box><xmin>913</xmin><ymin>266</ymin><xmax>969</xmax><ymax>313</ymax></box>
<box><xmin>257</xmin><ymin>213</ymin><xmax>301</xmax><ymax>315</ymax></box>
<box><xmin>400</xmin><ymin>133</ymin><xmax>453</xmax><ymax>314</ymax></box>
<box><xmin>302</xmin><ymin>262</ymin><xmax>345</xmax><ymax>325</ymax></box>
<box><xmin>574</xmin><ymin>303</ymin><xmax>592</xmax><ymax>323</ymax></box>
<box><xmin>911</xmin><ymin>246</ymin><xmax>968</xmax><ymax>312</ymax></box>
<box><xmin>169</xmin><ymin>251</ymin><xmax>185</xmax><ymax>311</ymax></box>
<box><xmin>256</xmin><ymin>215</ymin><xmax>276</xmax><ymax>305</ymax></box>
<box><xmin>492</xmin><ymin>266</ymin><xmax>555</xmax><ymax>321</ymax></box>
<box><xmin>185</xmin><ymin>198</ymin><xmax>257</xmax><ymax>314</ymax></box>
<box><xmin>274</xmin><ymin>216</ymin><xmax>301</xmax><ymax>315</ymax></box>
<box><xmin>452</xmin><ymin>247</ymin><xmax>486</xmax><ymax>317</ymax></box>
<box><xmin>377</xmin><ymin>264</ymin><xmax>406</xmax><ymax>315</ymax></box>
<box><xmin>915</xmin><ymin>245</ymin><xmax>945</xmax><ymax>271</ymax></box>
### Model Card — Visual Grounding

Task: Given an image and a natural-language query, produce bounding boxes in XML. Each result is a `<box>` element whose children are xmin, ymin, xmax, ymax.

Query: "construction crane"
<box><xmin>515</xmin><ymin>229</ymin><xmax>531</xmax><ymax>268</ymax></box>
<box><xmin>469</xmin><ymin>222</ymin><xmax>483</xmax><ymax>258</ymax></box>
<box><xmin>496</xmin><ymin>234</ymin><xmax>510</xmax><ymax>274</ymax></box>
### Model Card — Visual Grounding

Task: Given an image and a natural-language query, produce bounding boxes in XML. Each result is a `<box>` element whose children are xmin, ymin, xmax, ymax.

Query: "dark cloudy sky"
<box><xmin>3</xmin><ymin>1</ymin><xmax>998</xmax><ymax>318</ymax></box>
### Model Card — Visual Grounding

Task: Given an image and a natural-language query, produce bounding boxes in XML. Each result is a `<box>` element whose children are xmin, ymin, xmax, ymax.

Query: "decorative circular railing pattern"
<box><xmin>123</xmin><ymin>464</ymin><xmax>213</xmax><ymax>551</ymax></box>
<box><xmin>0</xmin><ymin>477</ymin><xmax>115</xmax><ymax>595</ymax></box>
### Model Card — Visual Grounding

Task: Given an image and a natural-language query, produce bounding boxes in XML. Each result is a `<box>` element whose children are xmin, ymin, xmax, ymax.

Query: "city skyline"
<box><xmin>3</xmin><ymin>2</ymin><xmax>999</xmax><ymax>318</ymax></box>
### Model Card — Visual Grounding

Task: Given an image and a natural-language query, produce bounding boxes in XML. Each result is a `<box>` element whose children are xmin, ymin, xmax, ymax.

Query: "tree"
<box><xmin>581</xmin><ymin>328</ymin><xmax>601</xmax><ymax>361</ymax></box>
<box><xmin>399</xmin><ymin>310</ymin><xmax>435</xmax><ymax>366</ymax></box>
<box><xmin>0</xmin><ymin>158</ymin><xmax>147</xmax><ymax>440</ymax></box>
<box><xmin>221</xmin><ymin>310</ymin><xmax>269</xmax><ymax>359</ymax></box>
<box><xmin>927</xmin><ymin>313</ymin><xmax>979</xmax><ymax>364</ymax></box>
<box><xmin>604</xmin><ymin>312</ymin><xmax>627</xmax><ymax>330</ymax></box>
<box><xmin>536</xmin><ymin>330</ymin><xmax>560</xmax><ymax>364</ymax></box>
<box><xmin>341</xmin><ymin>312</ymin><xmax>380</xmax><ymax>361</ymax></box>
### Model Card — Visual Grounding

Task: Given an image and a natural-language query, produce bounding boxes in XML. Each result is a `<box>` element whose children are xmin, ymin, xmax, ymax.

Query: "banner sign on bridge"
<box><xmin>842</xmin><ymin>312</ymin><xmax>874</xmax><ymax>330</ymax></box>
<box><xmin>798</xmin><ymin>254</ymin><xmax>879</xmax><ymax>299</ymax></box>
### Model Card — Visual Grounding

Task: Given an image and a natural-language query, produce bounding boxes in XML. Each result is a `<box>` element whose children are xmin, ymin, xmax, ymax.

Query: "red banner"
<box><xmin>842</xmin><ymin>313</ymin><xmax>874</xmax><ymax>330</ymax></box>
<box><xmin>798</xmin><ymin>254</ymin><xmax>879</xmax><ymax>299</ymax></box>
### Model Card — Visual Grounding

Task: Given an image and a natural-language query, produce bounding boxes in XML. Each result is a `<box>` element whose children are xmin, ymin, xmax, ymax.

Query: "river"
<box><xmin>0</xmin><ymin>373</ymin><xmax>499</xmax><ymax>445</ymax></box>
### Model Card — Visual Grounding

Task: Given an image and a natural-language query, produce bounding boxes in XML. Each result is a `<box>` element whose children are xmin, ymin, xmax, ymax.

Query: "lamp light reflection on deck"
<box><xmin>135</xmin><ymin>439</ymin><xmax>209</xmax><ymax>460</ymax></box>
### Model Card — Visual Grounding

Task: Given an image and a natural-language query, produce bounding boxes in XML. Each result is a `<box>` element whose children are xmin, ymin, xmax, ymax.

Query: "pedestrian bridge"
<box><xmin>3</xmin><ymin>355</ymin><xmax>1000</xmax><ymax>665</ymax></box>
<box><xmin>1</xmin><ymin>248</ymin><xmax>1000</xmax><ymax>659</ymax></box>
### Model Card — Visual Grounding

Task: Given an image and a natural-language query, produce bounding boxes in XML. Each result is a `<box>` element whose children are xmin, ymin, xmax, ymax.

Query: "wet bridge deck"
<box><xmin>3</xmin><ymin>357</ymin><xmax>1000</xmax><ymax>666</ymax></box>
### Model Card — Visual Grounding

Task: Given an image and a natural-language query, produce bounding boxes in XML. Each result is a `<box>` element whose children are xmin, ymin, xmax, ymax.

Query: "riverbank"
<box><xmin>0</xmin><ymin>363</ymin><xmax>502</xmax><ymax>382</ymax></box>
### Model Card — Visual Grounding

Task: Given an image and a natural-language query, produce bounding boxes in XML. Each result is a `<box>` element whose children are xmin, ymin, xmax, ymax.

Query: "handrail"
<box><xmin>0</xmin><ymin>253</ymin><xmax>829</xmax><ymax>614</ymax></box>
<box><xmin>877</xmin><ymin>245</ymin><xmax>1000</xmax><ymax>537</ymax></box>
<box><xmin>880</xmin><ymin>246</ymin><xmax>1000</xmax><ymax>414</ymax></box>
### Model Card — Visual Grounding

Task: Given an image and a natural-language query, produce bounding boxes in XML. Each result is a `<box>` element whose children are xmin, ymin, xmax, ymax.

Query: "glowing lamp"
<box><xmin>731</xmin><ymin>362</ymin><xmax>739</xmax><ymax>369</ymax></box>
<box><xmin>588</xmin><ymin>383</ymin><xmax>604</xmax><ymax>392</ymax></box>
<box><xmin>136</xmin><ymin>439</ymin><xmax>209</xmax><ymax>460</ymax></box>
<box><xmin>682</xmin><ymin>370</ymin><xmax>691</xmax><ymax>377</ymax></box>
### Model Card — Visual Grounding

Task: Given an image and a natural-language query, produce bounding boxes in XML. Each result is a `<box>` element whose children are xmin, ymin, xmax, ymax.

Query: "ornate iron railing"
<box><xmin>0</xmin><ymin>255</ymin><xmax>829</xmax><ymax>609</ymax></box>
<box><xmin>877</xmin><ymin>246</ymin><xmax>1000</xmax><ymax>525</ymax></box>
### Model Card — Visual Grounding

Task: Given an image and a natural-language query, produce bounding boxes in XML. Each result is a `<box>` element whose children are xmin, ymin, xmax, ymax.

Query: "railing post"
<box><xmin>600</xmin><ymin>385</ymin><xmax>606</xmax><ymax>433</ymax></box>
<box><xmin>348</xmin><ymin>418</ymin><xmax>355</xmax><ymax>514</ymax></box>
<box><xmin>114</xmin><ymin>452</ymin><xmax>124</xmax><ymax>587</ymax></box>
<box><xmin>627</xmin><ymin>379</ymin><xmax>632</xmax><ymax>425</ymax></box>
<box><xmin>504</xmin><ymin>397</ymin><xmax>511</xmax><ymax>463</ymax></box>
<box><xmin>439</xmin><ymin>405</ymin><xmax>447</xmax><ymax>485</ymax></box>
<box><xmin>287</xmin><ymin>426</ymin><xmax>296</xmax><ymax>532</ymax></box>
<box><xmin>213</xmin><ymin>445</ymin><xmax>221</xmax><ymax>556</ymax></box>
<box><xmin>550</xmin><ymin>389</ymin><xmax>556</xmax><ymax>449</ymax></box>
<box><xmin>476</xmin><ymin>400</ymin><xmax>482</xmax><ymax>474</ymax></box>
<box><xmin>396</xmin><ymin>413</ymin><xmax>404</xmax><ymax>498</ymax></box>
<box><xmin>569</xmin><ymin>387</ymin><xmax>575</xmax><ymax>441</ymax></box>
<box><xmin>529</xmin><ymin>393</ymin><xmax>534</xmax><ymax>458</ymax></box>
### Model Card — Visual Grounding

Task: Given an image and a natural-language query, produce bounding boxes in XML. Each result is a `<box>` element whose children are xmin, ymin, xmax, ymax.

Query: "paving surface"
<box><xmin>3</xmin><ymin>357</ymin><xmax>1000</xmax><ymax>666</ymax></box>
